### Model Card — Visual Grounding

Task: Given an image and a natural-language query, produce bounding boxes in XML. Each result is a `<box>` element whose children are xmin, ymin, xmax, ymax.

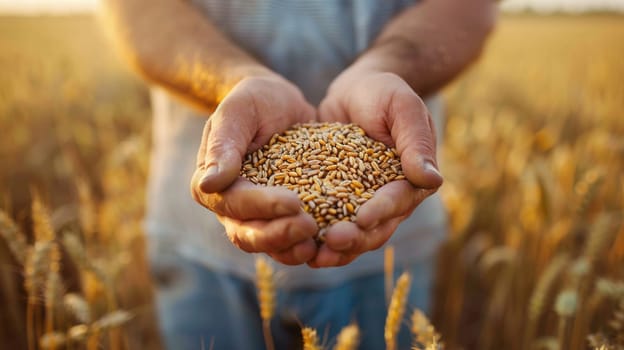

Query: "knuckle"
<box><xmin>271</xmin><ymin>252</ymin><xmax>298</xmax><ymax>266</ymax></box>
<box><xmin>228</xmin><ymin>231</ymin><xmax>254</xmax><ymax>253</ymax></box>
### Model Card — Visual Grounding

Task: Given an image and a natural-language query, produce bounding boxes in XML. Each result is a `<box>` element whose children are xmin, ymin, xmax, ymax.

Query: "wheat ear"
<box><xmin>31</xmin><ymin>191</ymin><xmax>55</xmax><ymax>242</ymax></box>
<box><xmin>302</xmin><ymin>327</ymin><xmax>322</xmax><ymax>350</ymax></box>
<box><xmin>255</xmin><ymin>256</ymin><xmax>275</xmax><ymax>350</ymax></box>
<box><xmin>334</xmin><ymin>324</ymin><xmax>360</xmax><ymax>350</ymax></box>
<box><xmin>24</xmin><ymin>241</ymin><xmax>53</xmax><ymax>350</ymax></box>
<box><xmin>554</xmin><ymin>289</ymin><xmax>578</xmax><ymax>350</ymax></box>
<box><xmin>39</xmin><ymin>332</ymin><xmax>67</xmax><ymax>350</ymax></box>
<box><xmin>385</xmin><ymin>272</ymin><xmax>412</xmax><ymax>350</ymax></box>
<box><xmin>76</xmin><ymin>178</ymin><xmax>96</xmax><ymax>240</ymax></box>
<box><xmin>0</xmin><ymin>210</ymin><xmax>28</xmax><ymax>264</ymax></box>
<box><xmin>524</xmin><ymin>254</ymin><xmax>569</xmax><ymax>348</ymax></box>
<box><xmin>63</xmin><ymin>293</ymin><xmax>92</xmax><ymax>324</ymax></box>
<box><xmin>411</xmin><ymin>309</ymin><xmax>441</xmax><ymax>349</ymax></box>
<box><xmin>584</xmin><ymin>214</ymin><xmax>617</xmax><ymax>266</ymax></box>
<box><xmin>44</xmin><ymin>242</ymin><xmax>63</xmax><ymax>348</ymax></box>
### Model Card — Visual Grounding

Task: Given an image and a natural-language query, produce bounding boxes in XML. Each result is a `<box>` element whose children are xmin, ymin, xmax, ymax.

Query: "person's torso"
<box><xmin>145</xmin><ymin>0</ymin><xmax>447</xmax><ymax>289</ymax></box>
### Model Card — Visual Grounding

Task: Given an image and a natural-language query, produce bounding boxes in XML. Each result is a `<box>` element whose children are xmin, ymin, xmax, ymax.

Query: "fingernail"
<box><xmin>200</xmin><ymin>164</ymin><xmax>219</xmax><ymax>187</ymax></box>
<box><xmin>423</xmin><ymin>161</ymin><xmax>443</xmax><ymax>187</ymax></box>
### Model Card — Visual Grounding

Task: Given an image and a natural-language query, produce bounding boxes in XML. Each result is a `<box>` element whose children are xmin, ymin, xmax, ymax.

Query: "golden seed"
<box><xmin>239</xmin><ymin>122</ymin><xmax>404</xmax><ymax>233</ymax></box>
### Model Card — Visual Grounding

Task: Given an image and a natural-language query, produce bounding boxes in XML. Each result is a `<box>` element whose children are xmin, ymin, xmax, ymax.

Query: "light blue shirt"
<box><xmin>146</xmin><ymin>0</ymin><xmax>447</xmax><ymax>289</ymax></box>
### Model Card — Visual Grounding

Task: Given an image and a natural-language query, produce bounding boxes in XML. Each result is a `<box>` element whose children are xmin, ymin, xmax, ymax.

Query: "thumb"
<box><xmin>388</xmin><ymin>94</ymin><xmax>443</xmax><ymax>190</ymax></box>
<box><xmin>197</xmin><ymin>100</ymin><xmax>257</xmax><ymax>193</ymax></box>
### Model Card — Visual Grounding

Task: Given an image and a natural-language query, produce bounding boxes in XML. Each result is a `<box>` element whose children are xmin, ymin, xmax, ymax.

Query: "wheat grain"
<box><xmin>241</xmin><ymin>122</ymin><xmax>404</xmax><ymax>233</ymax></box>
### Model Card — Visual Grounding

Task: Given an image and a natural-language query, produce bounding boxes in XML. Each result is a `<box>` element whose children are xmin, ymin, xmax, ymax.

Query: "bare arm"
<box><xmin>353</xmin><ymin>0</ymin><xmax>497</xmax><ymax>97</ymax></box>
<box><xmin>102</xmin><ymin>0</ymin><xmax>320</xmax><ymax>266</ymax></box>
<box><xmin>100</xmin><ymin>0</ymin><xmax>272</xmax><ymax>113</ymax></box>
<box><xmin>313</xmin><ymin>0</ymin><xmax>497</xmax><ymax>267</ymax></box>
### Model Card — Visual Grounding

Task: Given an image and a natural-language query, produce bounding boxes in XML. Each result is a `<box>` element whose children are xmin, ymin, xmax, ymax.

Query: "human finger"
<box><xmin>217</xmin><ymin>211</ymin><xmax>318</xmax><ymax>254</ymax></box>
<box><xmin>386</xmin><ymin>92</ymin><xmax>443</xmax><ymax>189</ymax></box>
<box><xmin>355</xmin><ymin>180</ymin><xmax>435</xmax><ymax>230</ymax></box>
<box><xmin>268</xmin><ymin>239</ymin><xmax>318</xmax><ymax>266</ymax></box>
<box><xmin>309</xmin><ymin>218</ymin><xmax>401</xmax><ymax>267</ymax></box>
<box><xmin>197</xmin><ymin>93</ymin><xmax>258</xmax><ymax>193</ymax></box>
<box><xmin>191</xmin><ymin>175</ymin><xmax>302</xmax><ymax>220</ymax></box>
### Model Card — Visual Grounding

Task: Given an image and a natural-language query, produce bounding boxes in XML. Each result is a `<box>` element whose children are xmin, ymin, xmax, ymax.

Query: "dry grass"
<box><xmin>433</xmin><ymin>14</ymin><xmax>624</xmax><ymax>350</ymax></box>
<box><xmin>0</xmin><ymin>13</ymin><xmax>623</xmax><ymax>350</ymax></box>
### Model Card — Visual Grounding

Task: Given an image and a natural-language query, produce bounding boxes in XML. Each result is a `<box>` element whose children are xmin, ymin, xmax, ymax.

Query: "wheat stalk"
<box><xmin>385</xmin><ymin>271</ymin><xmax>412</xmax><ymax>350</ymax></box>
<box><xmin>384</xmin><ymin>245</ymin><xmax>395</xmax><ymax>306</ymax></box>
<box><xmin>255</xmin><ymin>256</ymin><xmax>275</xmax><ymax>350</ymax></box>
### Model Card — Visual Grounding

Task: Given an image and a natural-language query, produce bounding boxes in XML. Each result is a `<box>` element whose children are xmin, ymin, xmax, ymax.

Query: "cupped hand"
<box><xmin>310</xmin><ymin>69</ymin><xmax>443</xmax><ymax>267</ymax></box>
<box><xmin>190</xmin><ymin>73</ymin><xmax>319</xmax><ymax>265</ymax></box>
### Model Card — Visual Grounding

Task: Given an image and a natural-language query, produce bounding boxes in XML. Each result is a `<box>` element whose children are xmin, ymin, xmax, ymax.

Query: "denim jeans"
<box><xmin>151</xmin><ymin>253</ymin><xmax>433</xmax><ymax>350</ymax></box>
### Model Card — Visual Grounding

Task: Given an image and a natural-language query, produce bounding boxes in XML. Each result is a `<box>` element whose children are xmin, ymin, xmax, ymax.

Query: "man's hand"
<box><xmin>310</xmin><ymin>68</ymin><xmax>444</xmax><ymax>267</ymax></box>
<box><xmin>190</xmin><ymin>73</ymin><xmax>320</xmax><ymax>266</ymax></box>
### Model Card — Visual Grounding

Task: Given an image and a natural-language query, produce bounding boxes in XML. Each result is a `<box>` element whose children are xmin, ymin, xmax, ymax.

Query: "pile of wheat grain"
<box><xmin>241</xmin><ymin>122</ymin><xmax>405</xmax><ymax>229</ymax></box>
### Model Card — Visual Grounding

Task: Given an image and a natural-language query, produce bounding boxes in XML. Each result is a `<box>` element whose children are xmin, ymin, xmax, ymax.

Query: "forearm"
<box><xmin>100</xmin><ymin>0</ymin><xmax>272</xmax><ymax>113</ymax></box>
<box><xmin>351</xmin><ymin>0</ymin><xmax>497</xmax><ymax>97</ymax></box>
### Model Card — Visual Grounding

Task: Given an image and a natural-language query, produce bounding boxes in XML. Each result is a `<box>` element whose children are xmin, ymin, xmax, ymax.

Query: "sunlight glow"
<box><xmin>0</xmin><ymin>0</ymin><xmax>622</xmax><ymax>14</ymax></box>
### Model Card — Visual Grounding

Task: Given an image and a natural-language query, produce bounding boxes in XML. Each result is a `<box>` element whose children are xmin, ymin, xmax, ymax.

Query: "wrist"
<box><xmin>218</xmin><ymin>63</ymin><xmax>277</xmax><ymax>102</ymax></box>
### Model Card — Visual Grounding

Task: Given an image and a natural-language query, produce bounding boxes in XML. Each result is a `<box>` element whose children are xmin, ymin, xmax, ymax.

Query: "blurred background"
<box><xmin>0</xmin><ymin>0</ymin><xmax>623</xmax><ymax>349</ymax></box>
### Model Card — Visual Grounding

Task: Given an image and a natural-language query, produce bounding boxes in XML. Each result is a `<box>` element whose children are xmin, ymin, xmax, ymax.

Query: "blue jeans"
<box><xmin>151</xmin><ymin>254</ymin><xmax>433</xmax><ymax>350</ymax></box>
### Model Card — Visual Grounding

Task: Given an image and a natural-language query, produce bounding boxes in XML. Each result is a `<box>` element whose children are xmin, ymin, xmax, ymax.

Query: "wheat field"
<box><xmin>0</xmin><ymin>13</ymin><xmax>622</xmax><ymax>350</ymax></box>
